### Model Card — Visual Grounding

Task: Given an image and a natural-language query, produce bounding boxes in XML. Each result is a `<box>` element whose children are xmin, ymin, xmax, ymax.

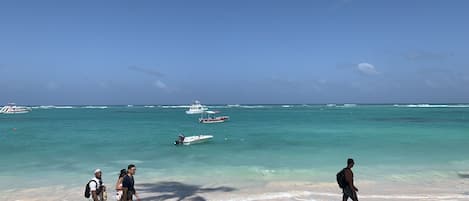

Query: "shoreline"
<box><xmin>2</xmin><ymin>179</ymin><xmax>469</xmax><ymax>201</ymax></box>
<box><xmin>2</xmin><ymin>106</ymin><xmax>469</xmax><ymax>200</ymax></box>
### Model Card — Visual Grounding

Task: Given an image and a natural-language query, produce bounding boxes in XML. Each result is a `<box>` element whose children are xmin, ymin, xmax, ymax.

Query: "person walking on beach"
<box><xmin>338</xmin><ymin>158</ymin><xmax>359</xmax><ymax>201</ymax></box>
<box><xmin>115</xmin><ymin>169</ymin><xmax>127</xmax><ymax>200</ymax></box>
<box><xmin>89</xmin><ymin>169</ymin><xmax>107</xmax><ymax>201</ymax></box>
<box><xmin>122</xmin><ymin>164</ymin><xmax>140</xmax><ymax>201</ymax></box>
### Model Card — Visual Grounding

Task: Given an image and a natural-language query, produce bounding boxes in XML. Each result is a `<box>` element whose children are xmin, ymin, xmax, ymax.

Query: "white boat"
<box><xmin>185</xmin><ymin>101</ymin><xmax>208</xmax><ymax>114</ymax></box>
<box><xmin>0</xmin><ymin>103</ymin><xmax>31</xmax><ymax>114</ymax></box>
<box><xmin>174</xmin><ymin>134</ymin><xmax>213</xmax><ymax>145</ymax></box>
<box><xmin>199</xmin><ymin>111</ymin><xmax>229</xmax><ymax>123</ymax></box>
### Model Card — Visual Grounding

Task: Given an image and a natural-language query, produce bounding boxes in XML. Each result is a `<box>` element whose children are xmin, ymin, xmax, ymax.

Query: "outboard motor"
<box><xmin>174</xmin><ymin>134</ymin><xmax>185</xmax><ymax>145</ymax></box>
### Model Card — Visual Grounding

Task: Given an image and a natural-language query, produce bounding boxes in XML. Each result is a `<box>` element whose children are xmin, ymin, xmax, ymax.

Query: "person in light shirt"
<box><xmin>89</xmin><ymin>169</ymin><xmax>106</xmax><ymax>201</ymax></box>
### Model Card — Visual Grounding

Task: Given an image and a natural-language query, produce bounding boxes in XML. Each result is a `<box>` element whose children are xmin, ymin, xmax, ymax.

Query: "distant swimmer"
<box><xmin>337</xmin><ymin>158</ymin><xmax>359</xmax><ymax>201</ymax></box>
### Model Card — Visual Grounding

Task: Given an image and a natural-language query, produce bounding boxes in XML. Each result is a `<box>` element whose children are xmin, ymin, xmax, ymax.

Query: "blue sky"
<box><xmin>1</xmin><ymin>0</ymin><xmax>468</xmax><ymax>105</ymax></box>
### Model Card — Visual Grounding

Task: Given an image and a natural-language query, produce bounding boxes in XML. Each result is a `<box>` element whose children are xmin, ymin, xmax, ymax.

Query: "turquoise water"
<box><xmin>1</xmin><ymin>105</ymin><xmax>469</xmax><ymax>191</ymax></box>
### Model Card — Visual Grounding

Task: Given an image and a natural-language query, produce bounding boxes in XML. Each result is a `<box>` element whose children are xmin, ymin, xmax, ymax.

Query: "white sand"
<box><xmin>2</xmin><ymin>179</ymin><xmax>469</xmax><ymax>201</ymax></box>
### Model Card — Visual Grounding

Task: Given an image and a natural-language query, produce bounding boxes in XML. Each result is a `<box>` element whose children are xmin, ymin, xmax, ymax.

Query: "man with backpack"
<box><xmin>85</xmin><ymin>169</ymin><xmax>107</xmax><ymax>201</ymax></box>
<box><xmin>337</xmin><ymin>158</ymin><xmax>359</xmax><ymax>201</ymax></box>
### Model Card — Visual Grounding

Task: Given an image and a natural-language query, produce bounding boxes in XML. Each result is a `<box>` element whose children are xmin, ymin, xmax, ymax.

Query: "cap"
<box><xmin>94</xmin><ymin>169</ymin><xmax>102</xmax><ymax>173</ymax></box>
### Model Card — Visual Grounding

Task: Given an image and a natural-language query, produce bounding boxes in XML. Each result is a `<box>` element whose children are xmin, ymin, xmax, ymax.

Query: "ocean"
<box><xmin>1</xmin><ymin>104</ymin><xmax>469</xmax><ymax>200</ymax></box>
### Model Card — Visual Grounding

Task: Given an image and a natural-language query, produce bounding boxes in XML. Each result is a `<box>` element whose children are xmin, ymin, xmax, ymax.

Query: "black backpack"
<box><xmin>336</xmin><ymin>168</ymin><xmax>348</xmax><ymax>188</ymax></box>
<box><xmin>84</xmin><ymin>180</ymin><xmax>98</xmax><ymax>198</ymax></box>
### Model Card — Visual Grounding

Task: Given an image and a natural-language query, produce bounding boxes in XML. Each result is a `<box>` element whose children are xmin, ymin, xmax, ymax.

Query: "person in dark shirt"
<box><xmin>343</xmin><ymin>158</ymin><xmax>359</xmax><ymax>201</ymax></box>
<box><xmin>122</xmin><ymin>164</ymin><xmax>140</xmax><ymax>201</ymax></box>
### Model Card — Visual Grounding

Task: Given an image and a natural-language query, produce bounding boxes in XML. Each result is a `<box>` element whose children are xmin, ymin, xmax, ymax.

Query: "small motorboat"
<box><xmin>174</xmin><ymin>134</ymin><xmax>213</xmax><ymax>145</ymax></box>
<box><xmin>0</xmin><ymin>103</ymin><xmax>31</xmax><ymax>114</ymax></box>
<box><xmin>185</xmin><ymin>100</ymin><xmax>208</xmax><ymax>114</ymax></box>
<box><xmin>199</xmin><ymin>111</ymin><xmax>229</xmax><ymax>124</ymax></box>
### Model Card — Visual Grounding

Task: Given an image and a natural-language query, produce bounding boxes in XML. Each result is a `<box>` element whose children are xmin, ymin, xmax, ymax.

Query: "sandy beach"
<box><xmin>3</xmin><ymin>178</ymin><xmax>469</xmax><ymax>201</ymax></box>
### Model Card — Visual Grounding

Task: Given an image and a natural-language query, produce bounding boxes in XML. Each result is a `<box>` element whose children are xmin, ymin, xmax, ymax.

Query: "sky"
<box><xmin>1</xmin><ymin>0</ymin><xmax>469</xmax><ymax>105</ymax></box>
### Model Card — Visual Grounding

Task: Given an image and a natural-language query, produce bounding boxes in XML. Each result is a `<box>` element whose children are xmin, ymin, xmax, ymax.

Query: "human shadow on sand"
<box><xmin>138</xmin><ymin>181</ymin><xmax>236</xmax><ymax>201</ymax></box>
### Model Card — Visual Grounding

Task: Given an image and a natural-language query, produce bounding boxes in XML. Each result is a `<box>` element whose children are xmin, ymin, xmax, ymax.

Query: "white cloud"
<box><xmin>153</xmin><ymin>80</ymin><xmax>167</xmax><ymax>89</ymax></box>
<box><xmin>357</xmin><ymin>63</ymin><xmax>379</xmax><ymax>75</ymax></box>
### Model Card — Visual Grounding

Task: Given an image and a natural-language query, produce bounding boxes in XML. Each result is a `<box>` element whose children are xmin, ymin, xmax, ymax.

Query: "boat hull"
<box><xmin>200</xmin><ymin>119</ymin><xmax>225</xmax><ymax>123</ymax></box>
<box><xmin>1</xmin><ymin>111</ymin><xmax>29</xmax><ymax>114</ymax></box>
<box><xmin>0</xmin><ymin>105</ymin><xmax>30</xmax><ymax>114</ymax></box>
<box><xmin>186</xmin><ymin>110</ymin><xmax>205</xmax><ymax>114</ymax></box>
<box><xmin>182</xmin><ymin>135</ymin><xmax>213</xmax><ymax>145</ymax></box>
<box><xmin>199</xmin><ymin>116</ymin><xmax>229</xmax><ymax>124</ymax></box>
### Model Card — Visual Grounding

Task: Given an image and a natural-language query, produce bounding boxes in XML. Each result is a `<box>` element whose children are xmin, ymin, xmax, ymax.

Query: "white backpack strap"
<box><xmin>89</xmin><ymin>179</ymin><xmax>99</xmax><ymax>191</ymax></box>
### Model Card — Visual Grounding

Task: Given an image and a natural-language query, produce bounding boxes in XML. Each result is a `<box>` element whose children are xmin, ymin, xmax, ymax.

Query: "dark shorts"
<box><xmin>343</xmin><ymin>186</ymin><xmax>357</xmax><ymax>199</ymax></box>
<box><xmin>126</xmin><ymin>190</ymin><xmax>134</xmax><ymax>200</ymax></box>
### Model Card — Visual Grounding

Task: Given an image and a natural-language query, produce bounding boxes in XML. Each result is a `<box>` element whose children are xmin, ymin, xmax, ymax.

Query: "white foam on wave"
<box><xmin>249</xmin><ymin>167</ymin><xmax>277</xmax><ymax>176</ymax></box>
<box><xmin>144</xmin><ymin>105</ymin><xmax>155</xmax><ymax>108</ymax></box>
<box><xmin>113</xmin><ymin>160</ymin><xmax>144</xmax><ymax>164</ymax></box>
<box><xmin>38</xmin><ymin>105</ymin><xmax>55</xmax><ymax>109</ymax></box>
<box><xmin>160</xmin><ymin>105</ymin><xmax>190</xmax><ymax>108</ymax></box>
<box><xmin>209</xmin><ymin>105</ymin><xmax>230</xmax><ymax>109</ymax></box>
<box><xmin>31</xmin><ymin>105</ymin><xmax>75</xmax><ymax>109</ymax></box>
<box><xmin>82</xmin><ymin>106</ymin><xmax>108</xmax><ymax>109</ymax></box>
<box><xmin>240</xmin><ymin>105</ymin><xmax>266</xmax><ymax>109</ymax></box>
<box><xmin>398</xmin><ymin>104</ymin><xmax>469</xmax><ymax>108</ymax></box>
<box><xmin>54</xmin><ymin>106</ymin><xmax>75</xmax><ymax>109</ymax></box>
<box><xmin>331</xmin><ymin>104</ymin><xmax>358</xmax><ymax>108</ymax></box>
